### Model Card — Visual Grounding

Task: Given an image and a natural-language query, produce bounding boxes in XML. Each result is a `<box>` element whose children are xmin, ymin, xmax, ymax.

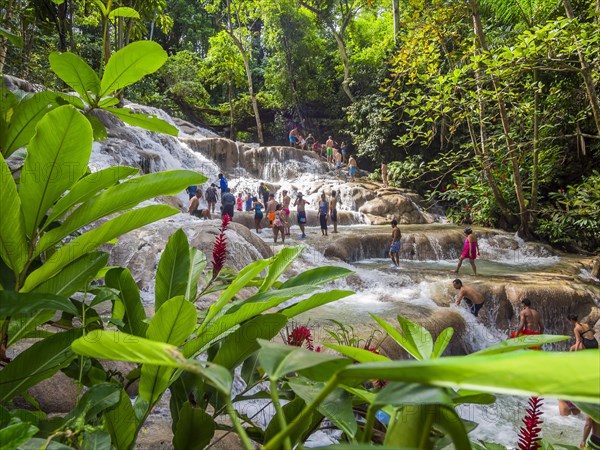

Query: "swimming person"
<box><xmin>453</xmin><ymin>279</ymin><xmax>485</xmax><ymax>317</ymax></box>
<box><xmin>454</xmin><ymin>227</ymin><xmax>480</xmax><ymax>275</ymax></box>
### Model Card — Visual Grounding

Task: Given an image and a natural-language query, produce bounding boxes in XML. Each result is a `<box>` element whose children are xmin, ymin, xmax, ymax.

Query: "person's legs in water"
<box><xmin>454</xmin><ymin>256</ymin><xmax>465</xmax><ymax>273</ymax></box>
<box><xmin>273</xmin><ymin>224</ymin><xmax>279</xmax><ymax>243</ymax></box>
<box><xmin>469</xmin><ymin>257</ymin><xmax>477</xmax><ymax>275</ymax></box>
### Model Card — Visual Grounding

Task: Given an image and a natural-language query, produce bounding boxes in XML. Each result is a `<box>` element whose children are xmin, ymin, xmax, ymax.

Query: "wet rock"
<box><xmin>592</xmin><ymin>257</ymin><xmax>600</xmax><ymax>280</ymax></box>
<box><xmin>183</xmin><ymin>137</ymin><xmax>241</xmax><ymax>171</ymax></box>
<box><xmin>359</xmin><ymin>193</ymin><xmax>427</xmax><ymax>224</ymax></box>
<box><xmin>26</xmin><ymin>371</ymin><xmax>79</xmax><ymax>413</ymax></box>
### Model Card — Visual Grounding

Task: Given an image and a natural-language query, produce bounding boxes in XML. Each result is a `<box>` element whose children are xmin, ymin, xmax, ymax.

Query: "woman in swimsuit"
<box><xmin>253</xmin><ymin>197</ymin><xmax>264</xmax><ymax>233</ymax></box>
<box><xmin>272</xmin><ymin>204</ymin><xmax>286</xmax><ymax>244</ymax></box>
<box><xmin>454</xmin><ymin>227</ymin><xmax>480</xmax><ymax>275</ymax></box>
<box><xmin>568</xmin><ymin>314</ymin><xmax>598</xmax><ymax>350</ymax></box>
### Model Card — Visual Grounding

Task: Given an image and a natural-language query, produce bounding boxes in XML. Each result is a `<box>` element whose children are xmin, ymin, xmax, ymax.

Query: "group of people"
<box><xmin>186</xmin><ymin>173</ymin><xmax>234</xmax><ymax>220</ymax></box>
<box><xmin>288</xmin><ymin>129</ymin><xmax>360</xmax><ymax>181</ymax></box>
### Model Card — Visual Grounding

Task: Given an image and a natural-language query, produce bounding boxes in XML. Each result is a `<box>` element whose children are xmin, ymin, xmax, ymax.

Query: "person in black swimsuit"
<box><xmin>568</xmin><ymin>314</ymin><xmax>598</xmax><ymax>350</ymax></box>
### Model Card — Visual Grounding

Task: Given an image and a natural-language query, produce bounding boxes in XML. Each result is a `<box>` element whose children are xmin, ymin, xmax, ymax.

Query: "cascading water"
<box><xmin>94</xmin><ymin>103</ymin><xmax>598</xmax><ymax>448</ymax></box>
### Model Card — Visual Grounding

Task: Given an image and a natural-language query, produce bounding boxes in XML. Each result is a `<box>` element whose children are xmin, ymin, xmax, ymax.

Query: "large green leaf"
<box><xmin>370</xmin><ymin>313</ymin><xmax>422</xmax><ymax>360</ymax></box>
<box><xmin>103</xmin><ymin>388</ymin><xmax>137</xmax><ymax>450</ymax></box>
<box><xmin>199</xmin><ymin>258</ymin><xmax>272</xmax><ymax>332</ymax></box>
<box><xmin>289</xmin><ymin>378</ymin><xmax>357</xmax><ymax>438</ymax></box>
<box><xmin>212</xmin><ymin>314</ymin><xmax>288</xmax><ymax>370</ymax></box>
<box><xmin>258</xmin><ymin>246</ymin><xmax>303</xmax><ymax>293</ymax></box>
<box><xmin>19</xmin><ymin>105</ymin><xmax>92</xmax><ymax>237</ymax></box>
<box><xmin>264</xmin><ymin>397</ymin><xmax>318</xmax><ymax>444</ymax></box>
<box><xmin>32</xmin><ymin>251</ymin><xmax>108</xmax><ymax>297</ymax></box>
<box><xmin>0</xmin><ymin>154</ymin><xmax>27</xmax><ymax>272</ymax></box>
<box><xmin>155</xmin><ymin>229</ymin><xmax>191</xmax><ymax>311</ymax></box>
<box><xmin>45</xmin><ymin>166</ymin><xmax>139</xmax><ymax>226</ymax></box>
<box><xmin>173</xmin><ymin>401</ymin><xmax>215</xmax><ymax>450</ymax></box>
<box><xmin>278</xmin><ymin>290</ymin><xmax>354</xmax><ymax>318</ymax></box>
<box><xmin>71</xmin><ymin>330</ymin><xmax>183</xmax><ymax>367</ymax></box>
<box><xmin>0</xmin><ymin>329</ymin><xmax>82</xmax><ymax>402</ymax></box>
<box><xmin>64</xmin><ymin>382</ymin><xmax>121</xmax><ymax>423</ymax></box>
<box><xmin>108</xmin><ymin>6</ymin><xmax>140</xmax><ymax>19</ymax></box>
<box><xmin>431</xmin><ymin>327</ymin><xmax>455</xmax><ymax>358</ymax></box>
<box><xmin>0</xmin><ymin>91</ymin><xmax>60</xmax><ymax>157</ymax></box>
<box><xmin>0</xmin><ymin>26</ymin><xmax>23</xmax><ymax>48</ymax></box>
<box><xmin>185</xmin><ymin>247</ymin><xmax>206</xmax><ymax>301</ymax></box>
<box><xmin>22</xmin><ymin>205</ymin><xmax>178</xmax><ymax>292</ymax></box>
<box><xmin>7</xmin><ymin>311</ymin><xmax>55</xmax><ymax>347</ymax></box>
<box><xmin>325</xmin><ymin>344</ymin><xmax>390</xmax><ymax>363</ymax></box>
<box><xmin>280</xmin><ymin>266</ymin><xmax>353</xmax><ymax>288</ymax></box>
<box><xmin>257</xmin><ymin>340</ymin><xmax>350</xmax><ymax>381</ymax></box>
<box><xmin>397</xmin><ymin>315</ymin><xmax>433</xmax><ymax>360</ymax></box>
<box><xmin>0</xmin><ymin>421</ymin><xmax>38</xmax><ymax>449</ymax></box>
<box><xmin>49</xmin><ymin>51</ymin><xmax>101</xmax><ymax>105</ymax></box>
<box><xmin>100</xmin><ymin>41</ymin><xmax>167</xmax><ymax>96</ymax></box>
<box><xmin>105</xmin><ymin>267</ymin><xmax>147</xmax><ymax>337</ymax></box>
<box><xmin>0</xmin><ymin>291</ymin><xmax>79</xmax><ymax>317</ymax></box>
<box><xmin>470</xmin><ymin>335</ymin><xmax>570</xmax><ymax>356</ymax></box>
<box><xmin>338</xmin><ymin>351</ymin><xmax>600</xmax><ymax>403</ymax></box>
<box><xmin>374</xmin><ymin>383</ymin><xmax>452</xmax><ymax>407</ymax></box>
<box><xmin>139</xmin><ymin>296</ymin><xmax>197</xmax><ymax>406</ymax></box>
<box><xmin>107</xmin><ymin>108</ymin><xmax>178</xmax><ymax>135</ymax></box>
<box><xmin>35</xmin><ymin>171</ymin><xmax>205</xmax><ymax>255</ymax></box>
<box><xmin>184</xmin><ymin>285</ymin><xmax>318</xmax><ymax>357</ymax></box>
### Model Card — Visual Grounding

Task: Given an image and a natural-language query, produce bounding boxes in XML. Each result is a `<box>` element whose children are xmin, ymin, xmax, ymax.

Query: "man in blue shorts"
<box><xmin>389</xmin><ymin>219</ymin><xmax>401</xmax><ymax>267</ymax></box>
<box><xmin>293</xmin><ymin>192</ymin><xmax>310</xmax><ymax>238</ymax></box>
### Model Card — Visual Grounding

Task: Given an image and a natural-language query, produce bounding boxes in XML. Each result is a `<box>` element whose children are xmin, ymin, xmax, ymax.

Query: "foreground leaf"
<box><xmin>0</xmin><ymin>154</ymin><xmax>27</xmax><ymax>272</ymax></box>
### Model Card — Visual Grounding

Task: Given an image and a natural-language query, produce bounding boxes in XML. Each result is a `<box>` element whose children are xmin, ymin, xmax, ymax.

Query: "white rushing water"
<box><xmin>92</xmin><ymin>104</ymin><xmax>595</xmax><ymax>449</ymax></box>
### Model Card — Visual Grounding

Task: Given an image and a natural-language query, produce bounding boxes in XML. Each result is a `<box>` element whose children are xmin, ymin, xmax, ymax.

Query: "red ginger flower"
<box><xmin>211</xmin><ymin>214</ymin><xmax>230</xmax><ymax>279</ymax></box>
<box><xmin>517</xmin><ymin>396</ymin><xmax>543</xmax><ymax>450</ymax></box>
<box><xmin>287</xmin><ymin>326</ymin><xmax>314</xmax><ymax>350</ymax></box>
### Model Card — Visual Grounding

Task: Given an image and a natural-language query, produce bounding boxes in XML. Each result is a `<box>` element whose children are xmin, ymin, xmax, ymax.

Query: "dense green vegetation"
<box><xmin>1</xmin><ymin>6</ymin><xmax>600</xmax><ymax>448</ymax></box>
<box><xmin>3</xmin><ymin>0</ymin><xmax>599</xmax><ymax>249</ymax></box>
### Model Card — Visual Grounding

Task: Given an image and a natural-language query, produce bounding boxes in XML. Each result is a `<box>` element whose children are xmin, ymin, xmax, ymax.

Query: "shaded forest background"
<box><xmin>2</xmin><ymin>0</ymin><xmax>599</xmax><ymax>251</ymax></box>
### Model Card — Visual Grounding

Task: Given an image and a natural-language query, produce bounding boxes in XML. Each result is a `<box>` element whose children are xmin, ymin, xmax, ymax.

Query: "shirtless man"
<box><xmin>281</xmin><ymin>190</ymin><xmax>292</xmax><ymax>236</ymax></box>
<box><xmin>389</xmin><ymin>219</ymin><xmax>401</xmax><ymax>267</ymax></box>
<box><xmin>453</xmin><ymin>279</ymin><xmax>485</xmax><ymax>317</ymax></box>
<box><xmin>188</xmin><ymin>190</ymin><xmax>210</xmax><ymax>220</ymax></box>
<box><xmin>329</xmin><ymin>190</ymin><xmax>338</xmax><ymax>233</ymax></box>
<box><xmin>348</xmin><ymin>155</ymin><xmax>358</xmax><ymax>181</ymax></box>
<box><xmin>266</xmin><ymin>193</ymin><xmax>278</xmax><ymax>228</ymax></box>
<box><xmin>325</xmin><ymin>136</ymin><xmax>335</xmax><ymax>163</ymax></box>
<box><xmin>515</xmin><ymin>298</ymin><xmax>544</xmax><ymax>336</ymax></box>
<box><xmin>293</xmin><ymin>192</ymin><xmax>310</xmax><ymax>238</ymax></box>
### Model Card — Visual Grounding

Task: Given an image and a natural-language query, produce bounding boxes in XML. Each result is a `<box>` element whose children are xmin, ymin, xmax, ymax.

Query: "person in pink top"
<box><xmin>454</xmin><ymin>227</ymin><xmax>480</xmax><ymax>275</ymax></box>
<box><xmin>236</xmin><ymin>193</ymin><xmax>243</xmax><ymax>211</ymax></box>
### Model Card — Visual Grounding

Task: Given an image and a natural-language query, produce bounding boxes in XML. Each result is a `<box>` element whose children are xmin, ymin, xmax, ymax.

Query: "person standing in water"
<box><xmin>454</xmin><ymin>227</ymin><xmax>480</xmax><ymax>274</ymax></box>
<box><xmin>318</xmin><ymin>193</ymin><xmax>329</xmax><ymax>236</ymax></box>
<box><xmin>294</xmin><ymin>193</ymin><xmax>310</xmax><ymax>238</ymax></box>
<box><xmin>329</xmin><ymin>190</ymin><xmax>338</xmax><ymax>233</ymax></box>
<box><xmin>272</xmin><ymin>204</ymin><xmax>286</xmax><ymax>244</ymax></box>
<box><xmin>581</xmin><ymin>416</ymin><xmax>600</xmax><ymax>450</ymax></box>
<box><xmin>453</xmin><ymin>279</ymin><xmax>485</xmax><ymax>317</ymax></box>
<box><xmin>281</xmin><ymin>190</ymin><xmax>292</xmax><ymax>236</ymax></box>
<box><xmin>511</xmin><ymin>298</ymin><xmax>544</xmax><ymax>349</ymax></box>
<box><xmin>389</xmin><ymin>219</ymin><xmax>401</xmax><ymax>267</ymax></box>
<box><xmin>568</xmin><ymin>314</ymin><xmax>598</xmax><ymax>350</ymax></box>
<box><xmin>253</xmin><ymin>197</ymin><xmax>264</xmax><ymax>233</ymax></box>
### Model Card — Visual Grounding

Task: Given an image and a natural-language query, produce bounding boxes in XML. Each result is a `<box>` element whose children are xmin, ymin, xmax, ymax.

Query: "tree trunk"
<box><xmin>563</xmin><ymin>0</ymin><xmax>600</xmax><ymax>135</ymax></box>
<box><xmin>228</xmin><ymin>80</ymin><xmax>236</xmax><ymax>140</ymax></box>
<box><xmin>392</xmin><ymin>0</ymin><xmax>400</xmax><ymax>41</ymax></box>
<box><xmin>470</xmin><ymin>0</ymin><xmax>532</xmax><ymax>238</ymax></box>
<box><xmin>332</xmin><ymin>30</ymin><xmax>355</xmax><ymax>103</ymax></box>
<box><xmin>530</xmin><ymin>69</ymin><xmax>540</xmax><ymax>222</ymax></box>
<box><xmin>0</xmin><ymin>0</ymin><xmax>15</xmax><ymax>74</ymax></box>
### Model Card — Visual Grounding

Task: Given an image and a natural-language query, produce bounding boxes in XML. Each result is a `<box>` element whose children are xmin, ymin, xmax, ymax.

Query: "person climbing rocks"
<box><xmin>381</xmin><ymin>162</ymin><xmax>389</xmax><ymax>188</ymax></box>
<box><xmin>348</xmin><ymin>155</ymin><xmax>358</xmax><ymax>181</ymax></box>
<box><xmin>511</xmin><ymin>298</ymin><xmax>544</xmax><ymax>349</ymax></box>
<box><xmin>188</xmin><ymin>190</ymin><xmax>210</xmax><ymax>220</ymax></box>
<box><xmin>294</xmin><ymin>192</ymin><xmax>310</xmax><ymax>238</ymax></box>
<box><xmin>453</xmin><ymin>279</ymin><xmax>485</xmax><ymax>317</ymax></box>
<box><xmin>568</xmin><ymin>314</ymin><xmax>598</xmax><ymax>350</ymax></box>
<box><xmin>454</xmin><ymin>227</ymin><xmax>480</xmax><ymax>275</ymax></box>
<box><xmin>218</xmin><ymin>173</ymin><xmax>228</xmax><ymax>193</ymax></box>
<box><xmin>259</xmin><ymin>182</ymin><xmax>270</xmax><ymax>205</ymax></box>
<box><xmin>221</xmin><ymin>188</ymin><xmax>236</xmax><ymax>218</ymax></box>
<box><xmin>389</xmin><ymin>219</ymin><xmax>401</xmax><ymax>267</ymax></box>
<box><xmin>318</xmin><ymin>193</ymin><xmax>329</xmax><ymax>236</ymax></box>
<box><xmin>329</xmin><ymin>190</ymin><xmax>338</xmax><ymax>234</ymax></box>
